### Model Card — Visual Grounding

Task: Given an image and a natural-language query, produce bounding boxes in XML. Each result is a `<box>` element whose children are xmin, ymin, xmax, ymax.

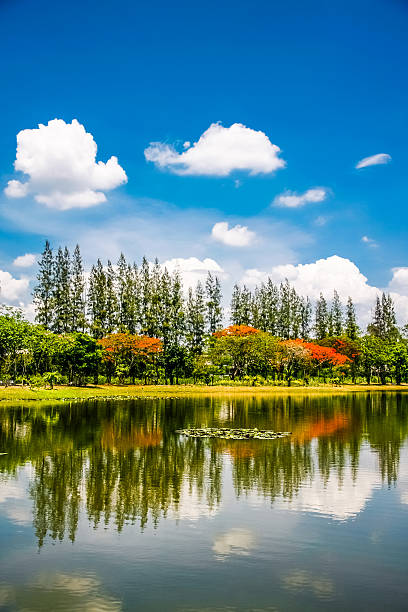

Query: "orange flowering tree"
<box><xmin>280</xmin><ymin>339</ymin><xmax>351</xmax><ymax>383</ymax></box>
<box><xmin>98</xmin><ymin>333</ymin><xmax>162</xmax><ymax>383</ymax></box>
<box><xmin>213</xmin><ymin>324</ymin><xmax>260</xmax><ymax>338</ymax></box>
<box><xmin>210</xmin><ymin>326</ymin><xmax>280</xmax><ymax>380</ymax></box>
<box><xmin>278</xmin><ymin>340</ymin><xmax>312</xmax><ymax>385</ymax></box>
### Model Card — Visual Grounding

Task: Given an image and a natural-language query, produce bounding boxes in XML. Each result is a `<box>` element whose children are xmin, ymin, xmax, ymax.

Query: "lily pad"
<box><xmin>175</xmin><ymin>428</ymin><xmax>291</xmax><ymax>440</ymax></box>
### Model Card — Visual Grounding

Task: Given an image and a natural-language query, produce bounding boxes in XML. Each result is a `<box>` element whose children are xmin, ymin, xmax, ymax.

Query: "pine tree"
<box><xmin>149</xmin><ymin>258</ymin><xmax>162</xmax><ymax>337</ymax></box>
<box><xmin>87</xmin><ymin>259</ymin><xmax>107</xmax><ymax>338</ymax></box>
<box><xmin>240</xmin><ymin>286</ymin><xmax>252</xmax><ymax>325</ymax></box>
<box><xmin>140</xmin><ymin>256</ymin><xmax>152</xmax><ymax>335</ymax></box>
<box><xmin>52</xmin><ymin>246</ymin><xmax>71</xmax><ymax>333</ymax></box>
<box><xmin>345</xmin><ymin>296</ymin><xmax>358</xmax><ymax>339</ymax></box>
<box><xmin>205</xmin><ymin>272</ymin><xmax>223</xmax><ymax>333</ymax></box>
<box><xmin>33</xmin><ymin>240</ymin><xmax>54</xmax><ymax>329</ymax></box>
<box><xmin>105</xmin><ymin>260</ymin><xmax>118</xmax><ymax>333</ymax></box>
<box><xmin>279</xmin><ymin>280</ymin><xmax>291</xmax><ymax>339</ymax></box>
<box><xmin>331</xmin><ymin>290</ymin><xmax>343</xmax><ymax>336</ymax></box>
<box><xmin>315</xmin><ymin>293</ymin><xmax>328</xmax><ymax>340</ymax></box>
<box><xmin>265</xmin><ymin>279</ymin><xmax>279</xmax><ymax>335</ymax></box>
<box><xmin>70</xmin><ymin>244</ymin><xmax>86</xmax><ymax>332</ymax></box>
<box><xmin>186</xmin><ymin>282</ymin><xmax>206</xmax><ymax>354</ymax></box>
<box><xmin>116</xmin><ymin>253</ymin><xmax>128</xmax><ymax>332</ymax></box>
<box><xmin>300</xmin><ymin>297</ymin><xmax>312</xmax><ymax>340</ymax></box>
<box><xmin>230</xmin><ymin>284</ymin><xmax>242</xmax><ymax>325</ymax></box>
<box><xmin>382</xmin><ymin>293</ymin><xmax>398</xmax><ymax>340</ymax></box>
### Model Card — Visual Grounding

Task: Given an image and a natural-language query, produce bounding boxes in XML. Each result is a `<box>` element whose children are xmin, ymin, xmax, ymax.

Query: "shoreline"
<box><xmin>0</xmin><ymin>383</ymin><xmax>407</xmax><ymax>403</ymax></box>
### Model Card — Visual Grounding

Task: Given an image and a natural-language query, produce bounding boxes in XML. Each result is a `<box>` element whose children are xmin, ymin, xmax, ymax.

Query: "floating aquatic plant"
<box><xmin>175</xmin><ymin>428</ymin><xmax>291</xmax><ymax>440</ymax></box>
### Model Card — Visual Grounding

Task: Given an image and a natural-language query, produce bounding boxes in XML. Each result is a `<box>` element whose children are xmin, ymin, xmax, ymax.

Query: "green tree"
<box><xmin>33</xmin><ymin>240</ymin><xmax>54</xmax><ymax>330</ymax></box>
<box><xmin>345</xmin><ymin>296</ymin><xmax>359</xmax><ymax>339</ymax></box>
<box><xmin>70</xmin><ymin>244</ymin><xmax>86</xmax><ymax>332</ymax></box>
<box><xmin>205</xmin><ymin>272</ymin><xmax>223</xmax><ymax>333</ymax></box>
<box><xmin>52</xmin><ymin>246</ymin><xmax>71</xmax><ymax>333</ymax></box>
<box><xmin>186</xmin><ymin>282</ymin><xmax>206</xmax><ymax>356</ymax></box>
<box><xmin>331</xmin><ymin>290</ymin><xmax>343</xmax><ymax>336</ymax></box>
<box><xmin>315</xmin><ymin>293</ymin><xmax>328</xmax><ymax>340</ymax></box>
<box><xmin>87</xmin><ymin>260</ymin><xmax>107</xmax><ymax>338</ymax></box>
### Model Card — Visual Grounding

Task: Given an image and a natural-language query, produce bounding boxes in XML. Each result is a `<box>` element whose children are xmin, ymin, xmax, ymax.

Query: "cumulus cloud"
<box><xmin>211</xmin><ymin>222</ymin><xmax>256</xmax><ymax>247</ymax></box>
<box><xmin>273</xmin><ymin>187</ymin><xmax>328</xmax><ymax>208</ymax></box>
<box><xmin>13</xmin><ymin>253</ymin><xmax>36</xmax><ymax>267</ymax></box>
<box><xmin>161</xmin><ymin>256</ymin><xmax>225</xmax><ymax>289</ymax></box>
<box><xmin>4</xmin><ymin>119</ymin><xmax>127</xmax><ymax>210</ymax></box>
<box><xmin>0</xmin><ymin>270</ymin><xmax>29</xmax><ymax>301</ymax></box>
<box><xmin>241</xmin><ymin>255</ymin><xmax>408</xmax><ymax>327</ymax></box>
<box><xmin>144</xmin><ymin>122</ymin><xmax>286</xmax><ymax>176</ymax></box>
<box><xmin>389</xmin><ymin>267</ymin><xmax>408</xmax><ymax>294</ymax></box>
<box><xmin>355</xmin><ymin>153</ymin><xmax>391</xmax><ymax>169</ymax></box>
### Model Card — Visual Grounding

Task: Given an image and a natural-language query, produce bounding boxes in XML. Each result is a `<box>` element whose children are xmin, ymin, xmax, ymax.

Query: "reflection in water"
<box><xmin>0</xmin><ymin>393</ymin><xmax>408</xmax><ymax>547</ymax></box>
<box><xmin>0</xmin><ymin>573</ymin><xmax>121</xmax><ymax>611</ymax></box>
<box><xmin>282</xmin><ymin>570</ymin><xmax>335</xmax><ymax>600</ymax></box>
<box><xmin>212</xmin><ymin>528</ymin><xmax>256</xmax><ymax>560</ymax></box>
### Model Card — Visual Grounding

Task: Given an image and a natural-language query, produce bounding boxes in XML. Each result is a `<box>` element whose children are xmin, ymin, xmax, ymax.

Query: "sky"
<box><xmin>0</xmin><ymin>0</ymin><xmax>407</xmax><ymax>326</ymax></box>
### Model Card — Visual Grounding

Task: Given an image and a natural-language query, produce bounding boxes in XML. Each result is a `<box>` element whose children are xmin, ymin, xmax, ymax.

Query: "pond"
<box><xmin>0</xmin><ymin>392</ymin><xmax>408</xmax><ymax>611</ymax></box>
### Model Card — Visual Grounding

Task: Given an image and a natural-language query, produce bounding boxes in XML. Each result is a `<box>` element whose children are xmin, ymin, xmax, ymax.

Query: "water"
<box><xmin>0</xmin><ymin>392</ymin><xmax>408</xmax><ymax>611</ymax></box>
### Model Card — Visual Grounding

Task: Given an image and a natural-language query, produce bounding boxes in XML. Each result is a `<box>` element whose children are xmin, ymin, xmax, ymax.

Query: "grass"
<box><xmin>0</xmin><ymin>382</ymin><xmax>407</xmax><ymax>403</ymax></box>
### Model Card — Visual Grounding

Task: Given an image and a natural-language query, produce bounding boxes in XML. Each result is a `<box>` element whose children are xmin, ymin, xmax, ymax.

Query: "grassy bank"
<box><xmin>0</xmin><ymin>383</ymin><xmax>407</xmax><ymax>402</ymax></box>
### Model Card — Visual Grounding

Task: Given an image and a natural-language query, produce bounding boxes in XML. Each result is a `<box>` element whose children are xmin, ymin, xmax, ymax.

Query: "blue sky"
<box><xmin>0</xmin><ymin>0</ymin><xmax>407</xmax><ymax>323</ymax></box>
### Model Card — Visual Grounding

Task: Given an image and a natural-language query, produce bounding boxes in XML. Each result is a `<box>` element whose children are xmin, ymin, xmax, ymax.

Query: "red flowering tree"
<box><xmin>98</xmin><ymin>333</ymin><xmax>162</xmax><ymax>383</ymax></box>
<box><xmin>210</xmin><ymin>325</ymin><xmax>263</xmax><ymax>380</ymax></box>
<box><xmin>213</xmin><ymin>324</ymin><xmax>261</xmax><ymax>337</ymax></box>
<box><xmin>279</xmin><ymin>339</ymin><xmax>351</xmax><ymax>384</ymax></box>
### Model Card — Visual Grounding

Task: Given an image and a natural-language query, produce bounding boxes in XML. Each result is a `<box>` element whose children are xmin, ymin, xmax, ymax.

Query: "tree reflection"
<box><xmin>0</xmin><ymin>393</ymin><xmax>407</xmax><ymax>546</ymax></box>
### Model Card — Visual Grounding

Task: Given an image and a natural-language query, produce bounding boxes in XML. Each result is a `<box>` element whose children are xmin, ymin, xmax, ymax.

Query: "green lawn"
<box><xmin>0</xmin><ymin>382</ymin><xmax>407</xmax><ymax>403</ymax></box>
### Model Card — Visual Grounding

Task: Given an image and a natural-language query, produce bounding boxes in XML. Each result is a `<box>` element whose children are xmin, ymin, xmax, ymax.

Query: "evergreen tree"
<box><xmin>140</xmin><ymin>257</ymin><xmax>152</xmax><ymax>335</ymax></box>
<box><xmin>265</xmin><ymin>279</ymin><xmax>279</xmax><ymax>335</ymax></box>
<box><xmin>300</xmin><ymin>297</ymin><xmax>312</xmax><ymax>340</ymax></box>
<box><xmin>52</xmin><ymin>246</ymin><xmax>71</xmax><ymax>333</ymax></box>
<box><xmin>345</xmin><ymin>296</ymin><xmax>358</xmax><ymax>339</ymax></box>
<box><xmin>315</xmin><ymin>293</ymin><xmax>328</xmax><ymax>339</ymax></box>
<box><xmin>87</xmin><ymin>259</ymin><xmax>107</xmax><ymax>338</ymax></box>
<box><xmin>230</xmin><ymin>285</ymin><xmax>242</xmax><ymax>325</ymax></box>
<box><xmin>279</xmin><ymin>280</ymin><xmax>292</xmax><ymax>339</ymax></box>
<box><xmin>33</xmin><ymin>240</ymin><xmax>54</xmax><ymax>329</ymax></box>
<box><xmin>186</xmin><ymin>282</ymin><xmax>206</xmax><ymax>354</ymax></box>
<box><xmin>240</xmin><ymin>286</ymin><xmax>252</xmax><ymax>325</ymax></box>
<box><xmin>116</xmin><ymin>253</ymin><xmax>128</xmax><ymax>332</ymax></box>
<box><xmin>382</xmin><ymin>293</ymin><xmax>398</xmax><ymax>340</ymax></box>
<box><xmin>70</xmin><ymin>244</ymin><xmax>86</xmax><ymax>333</ymax></box>
<box><xmin>105</xmin><ymin>260</ymin><xmax>118</xmax><ymax>333</ymax></box>
<box><xmin>331</xmin><ymin>290</ymin><xmax>343</xmax><ymax>336</ymax></box>
<box><xmin>205</xmin><ymin>272</ymin><xmax>223</xmax><ymax>333</ymax></box>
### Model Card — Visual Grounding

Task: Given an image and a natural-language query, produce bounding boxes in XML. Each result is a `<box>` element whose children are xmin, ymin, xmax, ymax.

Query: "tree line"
<box><xmin>0</xmin><ymin>240</ymin><xmax>407</xmax><ymax>386</ymax></box>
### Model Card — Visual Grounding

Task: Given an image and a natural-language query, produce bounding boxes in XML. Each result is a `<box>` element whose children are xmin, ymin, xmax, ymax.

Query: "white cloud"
<box><xmin>355</xmin><ymin>153</ymin><xmax>391</xmax><ymax>169</ymax></box>
<box><xmin>241</xmin><ymin>255</ymin><xmax>408</xmax><ymax>327</ymax></box>
<box><xmin>389</xmin><ymin>267</ymin><xmax>408</xmax><ymax>294</ymax></box>
<box><xmin>4</xmin><ymin>180</ymin><xmax>29</xmax><ymax>198</ymax></box>
<box><xmin>361</xmin><ymin>235</ymin><xmax>378</xmax><ymax>248</ymax></box>
<box><xmin>161</xmin><ymin>256</ymin><xmax>225</xmax><ymax>289</ymax></box>
<box><xmin>0</xmin><ymin>270</ymin><xmax>29</xmax><ymax>301</ymax></box>
<box><xmin>13</xmin><ymin>253</ymin><xmax>36</xmax><ymax>267</ymax></box>
<box><xmin>212</xmin><ymin>528</ymin><xmax>256</xmax><ymax>560</ymax></box>
<box><xmin>4</xmin><ymin>118</ymin><xmax>127</xmax><ymax>210</ymax></box>
<box><xmin>144</xmin><ymin>122</ymin><xmax>286</xmax><ymax>176</ymax></box>
<box><xmin>211</xmin><ymin>221</ymin><xmax>256</xmax><ymax>247</ymax></box>
<box><xmin>273</xmin><ymin>187</ymin><xmax>328</xmax><ymax>208</ymax></box>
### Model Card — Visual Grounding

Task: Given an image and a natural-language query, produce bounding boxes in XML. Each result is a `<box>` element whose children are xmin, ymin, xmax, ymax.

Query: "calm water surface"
<box><xmin>1</xmin><ymin>392</ymin><xmax>408</xmax><ymax>611</ymax></box>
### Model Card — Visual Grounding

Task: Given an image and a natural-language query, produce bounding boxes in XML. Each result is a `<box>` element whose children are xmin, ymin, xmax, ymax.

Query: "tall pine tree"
<box><xmin>33</xmin><ymin>240</ymin><xmax>54</xmax><ymax>329</ymax></box>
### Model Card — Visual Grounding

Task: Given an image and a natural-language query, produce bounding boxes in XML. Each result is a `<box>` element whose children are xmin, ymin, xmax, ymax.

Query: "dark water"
<box><xmin>1</xmin><ymin>392</ymin><xmax>408</xmax><ymax>611</ymax></box>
